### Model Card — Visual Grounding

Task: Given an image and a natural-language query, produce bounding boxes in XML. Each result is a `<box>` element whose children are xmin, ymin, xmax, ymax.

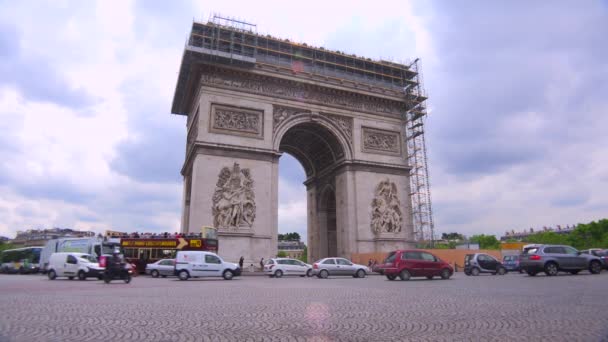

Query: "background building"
<box><xmin>11</xmin><ymin>228</ymin><xmax>96</xmax><ymax>247</ymax></box>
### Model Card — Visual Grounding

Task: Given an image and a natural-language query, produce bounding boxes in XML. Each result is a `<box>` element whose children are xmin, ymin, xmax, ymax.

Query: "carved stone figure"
<box><xmin>273</xmin><ymin>106</ymin><xmax>307</xmax><ymax>131</ymax></box>
<box><xmin>370</xmin><ymin>179</ymin><xmax>403</xmax><ymax>234</ymax></box>
<box><xmin>324</xmin><ymin>113</ymin><xmax>353</xmax><ymax>143</ymax></box>
<box><xmin>212</xmin><ymin>163</ymin><xmax>256</xmax><ymax>229</ymax></box>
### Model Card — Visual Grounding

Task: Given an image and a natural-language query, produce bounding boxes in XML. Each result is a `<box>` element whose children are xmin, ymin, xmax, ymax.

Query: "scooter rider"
<box><xmin>107</xmin><ymin>249</ymin><xmax>124</xmax><ymax>276</ymax></box>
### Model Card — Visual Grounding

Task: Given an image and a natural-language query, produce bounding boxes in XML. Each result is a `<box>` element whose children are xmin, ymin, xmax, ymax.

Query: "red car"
<box><xmin>378</xmin><ymin>250</ymin><xmax>453</xmax><ymax>281</ymax></box>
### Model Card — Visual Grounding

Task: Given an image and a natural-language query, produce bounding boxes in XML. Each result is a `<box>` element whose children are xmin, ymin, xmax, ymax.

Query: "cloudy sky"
<box><xmin>0</xmin><ymin>0</ymin><xmax>606</xmax><ymax>241</ymax></box>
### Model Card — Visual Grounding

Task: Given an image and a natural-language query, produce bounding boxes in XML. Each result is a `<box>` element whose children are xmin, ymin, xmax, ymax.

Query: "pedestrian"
<box><xmin>260</xmin><ymin>257</ymin><xmax>264</xmax><ymax>271</ymax></box>
<box><xmin>239</xmin><ymin>256</ymin><xmax>244</xmax><ymax>269</ymax></box>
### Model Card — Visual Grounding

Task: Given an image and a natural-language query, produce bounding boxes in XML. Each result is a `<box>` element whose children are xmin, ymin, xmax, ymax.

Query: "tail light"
<box><xmin>313</xmin><ymin>263</ymin><xmax>318</xmax><ymax>269</ymax></box>
<box><xmin>99</xmin><ymin>256</ymin><xmax>107</xmax><ymax>268</ymax></box>
<box><xmin>530</xmin><ymin>255</ymin><xmax>541</xmax><ymax>261</ymax></box>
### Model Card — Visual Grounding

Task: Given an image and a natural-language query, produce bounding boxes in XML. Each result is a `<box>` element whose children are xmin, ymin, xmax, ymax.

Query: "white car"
<box><xmin>265</xmin><ymin>258</ymin><xmax>313</xmax><ymax>278</ymax></box>
<box><xmin>174</xmin><ymin>251</ymin><xmax>241</xmax><ymax>281</ymax></box>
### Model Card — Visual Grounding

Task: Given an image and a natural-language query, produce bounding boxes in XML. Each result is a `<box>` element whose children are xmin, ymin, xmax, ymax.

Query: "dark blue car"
<box><xmin>502</xmin><ymin>255</ymin><xmax>523</xmax><ymax>273</ymax></box>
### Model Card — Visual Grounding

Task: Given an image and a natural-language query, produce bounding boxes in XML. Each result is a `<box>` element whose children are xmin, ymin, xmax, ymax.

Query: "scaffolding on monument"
<box><xmin>404</xmin><ymin>59</ymin><xmax>435</xmax><ymax>246</ymax></box>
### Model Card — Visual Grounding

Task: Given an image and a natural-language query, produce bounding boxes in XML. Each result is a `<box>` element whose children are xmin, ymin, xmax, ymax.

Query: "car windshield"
<box><xmin>384</xmin><ymin>252</ymin><xmax>396</xmax><ymax>263</ymax></box>
<box><xmin>79</xmin><ymin>255</ymin><xmax>97</xmax><ymax>263</ymax></box>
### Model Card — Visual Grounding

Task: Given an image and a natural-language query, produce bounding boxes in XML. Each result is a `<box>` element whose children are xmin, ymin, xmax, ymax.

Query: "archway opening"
<box><xmin>277</xmin><ymin>122</ymin><xmax>346</xmax><ymax>261</ymax></box>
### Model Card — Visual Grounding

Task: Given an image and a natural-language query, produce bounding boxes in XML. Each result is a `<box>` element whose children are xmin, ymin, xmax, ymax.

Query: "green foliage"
<box><xmin>276</xmin><ymin>250</ymin><xmax>288</xmax><ymax>258</ymax></box>
<box><xmin>469</xmin><ymin>234</ymin><xmax>501</xmax><ymax>250</ymax></box>
<box><xmin>0</xmin><ymin>241</ymin><xmax>14</xmax><ymax>253</ymax></box>
<box><xmin>524</xmin><ymin>219</ymin><xmax>608</xmax><ymax>250</ymax></box>
<box><xmin>298</xmin><ymin>245</ymin><xmax>308</xmax><ymax>263</ymax></box>
<box><xmin>441</xmin><ymin>232</ymin><xmax>464</xmax><ymax>241</ymax></box>
<box><xmin>278</xmin><ymin>232</ymin><xmax>301</xmax><ymax>241</ymax></box>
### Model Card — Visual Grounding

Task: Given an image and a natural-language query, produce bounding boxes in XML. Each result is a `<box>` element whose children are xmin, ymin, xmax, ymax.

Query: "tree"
<box><xmin>277</xmin><ymin>250</ymin><xmax>288</xmax><ymax>258</ymax></box>
<box><xmin>298</xmin><ymin>245</ymin><xmax>308</xmax><ymax>263</ymax></box>
<box><xmin>278</xmin><ymin>232</ymin><xmax>301</xmax><ymax>241</ymax></box>
<box><xmin>441</xmin><ymin>232</ymin><xmax>464</xmax><ymax>241</ymax></box>
<box><xmin>469</xmin><ymin>234</ymin><xmax>500</xmax><ymax>250</ymax></box>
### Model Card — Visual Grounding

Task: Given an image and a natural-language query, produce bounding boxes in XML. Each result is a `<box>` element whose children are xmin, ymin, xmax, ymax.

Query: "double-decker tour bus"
<box><xmin>119</xmin><ymin>227</ymin><xmax>218</xmax><ymax>273</ymax></box>
<box><xmin>0</xmin><ymin>246</ymin><xmax>44</xmax><ymax>274</ymax></box>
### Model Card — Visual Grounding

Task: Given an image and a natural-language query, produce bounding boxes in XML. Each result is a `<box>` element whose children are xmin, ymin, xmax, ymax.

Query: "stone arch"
<box><xmin>273</xmin><ymin>113</ymin><xmax>354</xmax><ymax>166</ymax></box>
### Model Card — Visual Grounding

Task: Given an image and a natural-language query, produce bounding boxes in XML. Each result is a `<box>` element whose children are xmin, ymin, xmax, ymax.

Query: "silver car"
<box><xmin>145</xmin><ymin>259</ymin><xmax>175</xmax><ymax>278</ymax></box>
<box><xmin>520</xmin><ymin>245</ymin><xmax>603</xmax><ymax>276</ymax></box>
<box><xmin>311</xmin><ymin>257</ymin><xmax>369</xmax><ymax>279</ymax></box>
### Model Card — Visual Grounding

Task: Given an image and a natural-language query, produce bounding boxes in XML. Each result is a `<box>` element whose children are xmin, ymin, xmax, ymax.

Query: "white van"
<box><xmin>47</xmin><ymin>252</ymin><xmax>104</xmax><ymax>281</ymax></box>
<box><xmin>174</xmin><ymin>251</ymin><xmax>241</xmax><ymax>281</ymax></box>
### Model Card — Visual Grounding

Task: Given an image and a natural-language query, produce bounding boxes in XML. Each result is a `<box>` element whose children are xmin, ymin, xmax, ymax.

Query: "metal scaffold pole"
<box><xmin>404</xmin><ymin>59</ymin><xmax>435</xmax><ymax>247</ymax></box>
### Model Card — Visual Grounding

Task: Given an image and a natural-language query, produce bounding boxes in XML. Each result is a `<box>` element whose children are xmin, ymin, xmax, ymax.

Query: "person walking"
<box><xmin>239</xmin><ymin>256</ymin><xmax>244</xmax><ymax>270</ymax></box>
<box><xmin>259</xmin><ymin>258</ymin><xmax>265</xmax><ymax>272</ymax></box>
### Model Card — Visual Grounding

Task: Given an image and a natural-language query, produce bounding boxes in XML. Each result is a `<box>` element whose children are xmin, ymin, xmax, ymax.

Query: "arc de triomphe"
<box><xmin>171</xmin><ymin>21</ymin><xmax>421</xmax><ymax>263</ymax></box>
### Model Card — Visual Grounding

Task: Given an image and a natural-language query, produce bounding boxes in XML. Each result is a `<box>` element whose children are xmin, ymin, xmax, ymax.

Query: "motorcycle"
<box><xmin>103</xmin><ymin>263</ymin><xmax>132</xmax><ymax>284</ymax></box>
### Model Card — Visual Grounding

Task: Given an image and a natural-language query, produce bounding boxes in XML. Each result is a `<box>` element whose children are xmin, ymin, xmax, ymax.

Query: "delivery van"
<box><xmin>174</xmin><ymin>251</ymin><xmax>241</xmax><ymax>281</ymax></box>
<box><xmin>47</xmin><ymin>252</ymin><xmax>104</xmax><ymax>280</ymax></box>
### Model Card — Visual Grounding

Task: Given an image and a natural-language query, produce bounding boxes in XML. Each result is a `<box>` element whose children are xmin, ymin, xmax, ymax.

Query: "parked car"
<box><xmin>47</xmin><ymin>252</ymin><xmax>104</xmax><ymax>280</ymax></box>
<box><xmin>264</xmin><ymin>258</ymin><xmax>312</xmax><ymax>278</ymax></box>
<box><xmin>377</xmin><ymin>250</ymin><xmax>453</xmax><ymax>281</ymax></box>
<box><xmin>174</xmin><ymin>251</ymin><xmax>241</xmax><ymax>281</ymax></box>
<box><xmin>502</xmin><ymin>255</ymin><xmax>523</xmax><ymax>273</ymax></box>
<box><xmin>519</xmin><ymin>244</ymin><xmax>603</xmax><ymax>276</ymax></box>
<box><xmin>311</xmin><ymin>257</ymin><xmax>369</xmax><ymax>279</ymax></box>
<box><xmin>145</xmin><ymin>259</ymin><xmax>176</xmax><ymax>278</ymax></box>
<box><xmin>581</xmin><ymin>249</ymin><xmax>608</xmax><ymax>269</ymax></box>
<box><xmin>464</xmin><ymin>253</ymin><xmax>507</xmax><ymax>276</ymax></box>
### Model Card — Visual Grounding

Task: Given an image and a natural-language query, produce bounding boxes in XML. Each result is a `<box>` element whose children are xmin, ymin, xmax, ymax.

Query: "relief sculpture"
<box><xmin>212</xmin><ymin>163</ymin><xmax>256</xmax><ymax>229</ymax></box>
<box><xmin>362</xmin><ymin>127</ymin><xmax>401</xmax><ymax>154</ymax></box>
<box><xmin>370</xmin><ymin>179</ymin><xmax>403</xmax><ymax>234</ymax></box>
<box><xmin>211</xmin><ymin>104</ymin><xmax>263</xmax><ymax>138</ymax></box>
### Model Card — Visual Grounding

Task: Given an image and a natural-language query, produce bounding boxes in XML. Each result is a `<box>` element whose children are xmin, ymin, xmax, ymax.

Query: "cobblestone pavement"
<box><xmin>1</xmin><ymin>271</ymin><xmax>607</xmax><ymax>342</ymax></box>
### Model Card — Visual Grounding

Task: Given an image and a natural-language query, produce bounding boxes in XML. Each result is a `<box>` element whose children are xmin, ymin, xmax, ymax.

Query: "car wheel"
<box><xmin>356</xmin><ymin>269</ymin><xmax>366</xmax><ymax>278</ymax></box>
<box><xmin>589</xmin><ymin>261</ymin><xmax>602</xmax><ymax>274</ymax></box>
<box><xmin>544</xmin><ymin>262</ymin><xmax>558</xmax><ymax>276</ymax></box>
<box><xmin>274</xmin><ymin>270</ymin><xmax>283</xmax><ymax>278</ymax></box>
<box><xmin>527</xmin><ymin>271</ymin><xmax>537</xmax><ymax>277</ymax></box>
<box><xmin>223</xmin><ymin>270</ymin><xmax>234</xmax><ymax>280</ymax></box>
<box><xmin>178</xmin><ymin>270</ymin><xmax>189</xmax><ymax>281</ymax></box>
<box><xmin>497</xmin><ymin>267</ymin><xmax>507</xmax><ymax>275</ymax></box>
<box><xmin>48</xmin><ymin>270</ymin><xmax>57</xmax><ymax>280</ymax></box>
<box><xmin>318</xmin><ymin>270</ymin><xmax>329</xmax><ymax>279</ymax></box>
<box><xmin>306</xmin><ymin>269</ymin><xmax>313</xmax><ymax>277</ymax></box>
<box><xmin>441</xmin><ymin>269</ymin><xmax>451</xmax><ymax>280</ymax></box>
<box><xmin>471</xmin><ymin>267</ymin><xmax>480</xmax><ymax>276</ymax></box>
<box><xmin>399</xmin><ymin>270</ymin><xmax>411</xmax><ymax>281</ymax></box>
<box><xmin>386</xmin><ymin>274</ymin><xmax>396</xmax><ymax>281</ymax></box>
<box><xmin>151</xmin><ymin>270</ymin><xmax>159</xmax><ymax>278</ymax></box>
<box><xmin>464</xmin><ymin>270</ymin><xmax>471</xmax><ymax>276</ymax></box>
<box><xmin>97</xmin><ymin>275</ymin><xmax>103</xmax><ymax>280</ymax></box>
<box><xmin>103</xmin><ymin>274</ymin><xmax>111</xmax><ymax>283</ymax></box>
<box><xmin>569</xmin><ymin>270</ymin><xmax>580</xmax><ymax>275</ymax></box>
<box><xmin>78</xmin><ymin>271</ymin><xmax>86</xmax><ymax>281</ymax></box>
